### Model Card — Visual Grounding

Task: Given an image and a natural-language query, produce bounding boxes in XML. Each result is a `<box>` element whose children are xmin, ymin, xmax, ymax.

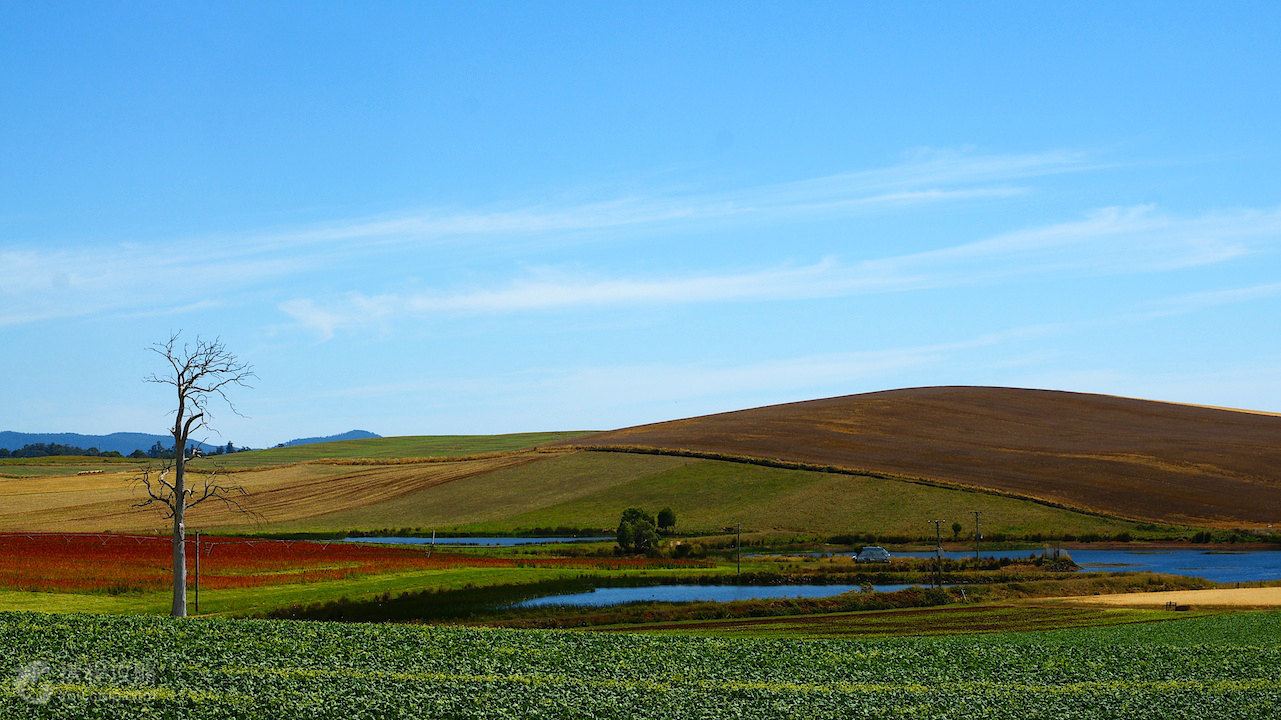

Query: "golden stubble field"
<box><xmin>0</xmin><ymin>452</ymin><xmax>548</xmax><ymax>533</ymax></box>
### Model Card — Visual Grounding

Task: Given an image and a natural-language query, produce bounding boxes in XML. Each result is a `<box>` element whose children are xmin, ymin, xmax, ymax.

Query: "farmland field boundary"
<box><xmin>186</xmin><ymin>447</ymin><xmax>571</xmax><ymax>474</ymax></box>
<box><xmin>569</xmin><ymin>445</ymin><xmax>1167</xmax><ymax>527</ymax></box>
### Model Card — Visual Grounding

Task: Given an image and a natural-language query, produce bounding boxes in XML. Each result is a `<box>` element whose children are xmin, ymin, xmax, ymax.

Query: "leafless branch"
<box><xmin>192</xmin><ymin>477</ymin><xmax>264</xmax><ymax>525</ymax></box>
<box><xmin>133</xmin><ymin>462</ymin><xmax>178</xmax><ymax>518</ymax></box>
<box><xmin>145</xmin><ymin>334</ymin><xmax>256</xmax><ymax>433</ymax></box>
<box><xmin>131</xmin><ymin>462</ymin><xmax>264</xmax><ymax>524</ymax></box>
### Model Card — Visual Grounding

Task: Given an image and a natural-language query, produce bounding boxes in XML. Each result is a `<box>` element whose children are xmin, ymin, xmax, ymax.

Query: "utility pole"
<box><xmin>194</xmin><ymin>531</ymin><xmax>201</xmax><ymax>615</ymax></box>
<box><xmin>736</xmin><ymin>524</ymin><xmax>742</xmax><ymax>577</ymax></box>
<box><xmin>929</xmin><ymin>520</ymin><xmax>943</xmax><ymax>589</ymax></box>
<box><xmin>972</xmin><ymin>511</ymin><xmax>982</xmax><ymax>562</ymax></box>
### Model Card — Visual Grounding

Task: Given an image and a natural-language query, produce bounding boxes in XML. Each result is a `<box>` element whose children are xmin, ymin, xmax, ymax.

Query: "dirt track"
<box><xmin>1067</xmin><ymin>587</ymin><xmax>1281</xmax><ymax>607</ymax></box>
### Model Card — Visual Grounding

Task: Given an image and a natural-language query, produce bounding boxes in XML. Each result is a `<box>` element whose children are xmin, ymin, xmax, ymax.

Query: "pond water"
<box><xmin>512</xmin><ymin>583</ymin><xmax>923</xmax><ymax>608</ymax></box>
<box><xmin>893</xmin><ymin>548</ymin><xmax>1281</xmax><ymax>583</ymax></box>
<box><xmin>343</xmin><ymin>536</ymin><xmax>613</xmax><ymax>546</ymax></box>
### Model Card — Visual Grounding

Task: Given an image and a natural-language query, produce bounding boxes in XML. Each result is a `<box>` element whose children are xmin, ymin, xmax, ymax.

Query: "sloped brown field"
<box><xmin>567</xmin><ymin>386</ymin><xmax>1281</xmax><ymax>527</ymax></box>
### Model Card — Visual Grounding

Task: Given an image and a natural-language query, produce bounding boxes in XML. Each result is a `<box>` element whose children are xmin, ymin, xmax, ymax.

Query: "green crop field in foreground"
<box><xmin>1</xmin><ymin>611</ymin><xmax>1279</xmax><ymax>718</ymax></box>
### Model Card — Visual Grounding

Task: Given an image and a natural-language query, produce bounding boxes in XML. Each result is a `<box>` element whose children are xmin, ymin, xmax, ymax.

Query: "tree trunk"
<box><xmin>171</xmin><ymin>435</ymin><xmax>187</xmax><ymax>618</ymax></box>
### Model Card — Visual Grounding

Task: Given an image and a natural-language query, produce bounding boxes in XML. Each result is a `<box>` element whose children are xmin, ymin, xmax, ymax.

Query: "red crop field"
<box><xmin>0</xmin><ymin>533</ymin><xmax>507</xmax><ymax>593</ymax></box>
<box><xmin>0</xmin><ymin>533</ymin><xmax>686</xmax><ymax>594</ymax></box>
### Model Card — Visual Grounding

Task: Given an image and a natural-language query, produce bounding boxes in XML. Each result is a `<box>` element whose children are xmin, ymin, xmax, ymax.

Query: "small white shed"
<box><xmin>855</xmin><ymin>546</ymin><xmax>892</xmax><ymax>563</ymax></box>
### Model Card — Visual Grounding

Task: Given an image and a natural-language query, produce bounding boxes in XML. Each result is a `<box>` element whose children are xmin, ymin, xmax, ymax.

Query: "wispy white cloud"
<box><xmin>869</xmin><ymin>204</ymin><xmax>1274</xmax><ymax>279</ymax></box>
<box><xmin>0</xmin><ymin>243</ymin><xmax>304</xmax><ymax>327</ymax></box>
<box><xmin>294</xmin><ymin>331</ymin><xmax>1019</xmax><ymax>431</ymax></box>
<box><xmin>537</xmin><ymin>330</ymin><xmax>1030</xmax><ymax>411</ymax></box>
<box><xmin>278</xmin><ymin>260</ymin><xmax>855</xmax><ymax>338</ymax></box>
<box><xmin>281</xmin><ymin>204</ymin><xmax>1281</xmax><ymax>337</ymax></box>
<box><xmin>1140</xmin><ymin>281</ymin><xmax>1281</xmax><ymax>317</ymax></box>
<box><xmin>0</xmin><ymin>149</ymin><xmax>1085</xmax><ymax>328</ymax></box>
<box><xmin>1005</xmin><ymin>364</ymin><xmax>1281</xmax><ymax>416</ymax></box>
<box><xmin>294</xmin><ymin>317</ymin><xmax>1093</xmax><ymax>433</ymax></box>
<box><xmin>286</xmin><ymin>148</ymin><xmax>1082</xmax><ymax>243</ymax></box>
<box><xmin>117</xmin><ymin>299</ymin><xmax>226</xmax><ymax>320</ymax></box>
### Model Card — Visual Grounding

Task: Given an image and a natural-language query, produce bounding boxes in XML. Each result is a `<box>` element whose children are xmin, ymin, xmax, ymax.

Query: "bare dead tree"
<box><xmin>140</xmin><ymin>333</ymin><xmax>255</xmax><ymax>617</ymax></box>
<box><xmin>134</xmin><ymin>462</ymin><xmax>256</xmax><ymax>520</ymax></box>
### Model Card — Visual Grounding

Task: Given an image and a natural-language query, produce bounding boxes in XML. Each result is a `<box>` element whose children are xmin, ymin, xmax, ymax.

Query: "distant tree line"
<box><xmin>209</xmin><ymin>441</ymin><xmax>253</xmax><ymax>455</ymax></box>
<box><xmin>132</xmin><ymin>441</ymin><xmax>255</xmax><ymax>460</ymax></box>
<box><xmin>0</xmin><ymin>441</ymin><xmax>253</xmax><ymax>460</ymax></box>
<box><xmin>0</xmin><ymin>443</ymin><xmax>124</xmax><ymax>459</ymax></box>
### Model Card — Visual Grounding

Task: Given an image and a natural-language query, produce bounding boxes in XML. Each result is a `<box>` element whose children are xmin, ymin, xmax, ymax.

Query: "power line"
<box><xmin>972</xmin><ymin>510</ymin><xmax>983</xmax><ymax>562</ymax></box>
<box><xmin>929</xmin><ymin>520</ymin><xmax>943</xmax><ymax>589</ymax></box>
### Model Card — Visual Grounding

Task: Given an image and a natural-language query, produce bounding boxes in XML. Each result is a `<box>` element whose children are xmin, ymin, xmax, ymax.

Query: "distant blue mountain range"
<box><xmin>280</xmin><ymin>430</ymin><xmax>381</xmax><ymax>447</ymax></box>
<box><xmin>0</xmin><ymin>431</ymin><xmax>216</xmax><ymax>455</ymax></box>
<box><xmin>0</xmin><ymin>428</ymin><xmax>382</xmax><ymax>455</ymax></box>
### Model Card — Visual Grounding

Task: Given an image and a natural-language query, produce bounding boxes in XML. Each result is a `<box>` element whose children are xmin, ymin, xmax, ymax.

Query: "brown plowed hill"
<box><xmin>567</xmin><ymin>387</ymin><xmax>1281</xmax><ymax>527</ymax></box>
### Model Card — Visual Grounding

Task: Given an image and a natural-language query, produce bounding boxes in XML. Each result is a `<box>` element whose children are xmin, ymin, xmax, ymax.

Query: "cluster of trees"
<box><xmin>136</xmin><ymin>442</ymin><xmax>175</xmax><ymax>459</ymax></box>
<box><xmin>0</xmin><ymin>443</ymin><xmax>124</xmax><ymax>458</ymax></box>
<box><xmin>615</xmin><ymin>506</ymin><xmax>677</xmax><ymax>555</ymax></box>
<box><xmin>211</xmin><ymin>442</ymin><xmax>252</xmax><ymax>455</ymax></box>
<box><xmin>126</xmin><ymin>441</ymin><xmax>253</xmax><ymax>460</ymax></box>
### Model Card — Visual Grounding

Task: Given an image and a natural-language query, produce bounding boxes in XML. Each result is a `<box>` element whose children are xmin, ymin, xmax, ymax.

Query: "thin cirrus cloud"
<box><xmin>0</xmin><ymin>245</ymin><xmax>307</xmax><ymax>327</ymax></box>
<box><xmin>1130</xmin><ymin>281</ymin><xmax>1281</xmax><ymax>321</ymax></box>
<box><xmin>280</xmin><ymin>204</ymin><xmax>1281</xmax><ymax>338</ymax></box>
<box><xmin>298</xmin><ymin>330</ymin><xmax>1020</xmax><ymax>418</ymax></box>
<box><xmin>297</xmin><ymin>322</ymin><xmax>1073</xmax><ymax>434</ymax></box>
<box><xmin>537</xmin><ymin>328</ymin><xmax>1040</xmax><ymax>411</ymax></box>
<box><xmin>287</xmin><ymin>147</ymin><xmax>1084</xmax><ymax>245</ymax></box>
<box><xmin>0</xmin><ymin>148</ymin><xmax>1084</xmax><ymax>328</ymax></box>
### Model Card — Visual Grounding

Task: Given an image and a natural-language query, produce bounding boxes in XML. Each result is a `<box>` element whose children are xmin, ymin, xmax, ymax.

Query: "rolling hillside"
<box><xmin>0</xmin><ymin>448</ymin><xmax>1140</xmax><ymax>538</ymax></box>
<box><xmin>566</xmin><ymin>387</ymin><xmax>1281</xmax><ymax>527</ymax></box>
<box><xmin>7</xmin><ymin>387</ymin><xmax>1280</xmax><ymax>535</ymax></box>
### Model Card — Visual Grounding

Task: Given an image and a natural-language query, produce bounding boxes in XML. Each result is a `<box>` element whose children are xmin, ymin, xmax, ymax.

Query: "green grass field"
<box><xmin>2</xmin><ymin>610</ymin><xmax>1277</xmax><ymax>718</ymax></box>
<box><xmin>0</xmin><ymin>561</ymin><xmax>727</xmax><ymax>618</ymax></box>
<box><xmin>194</xmin><ymin>431</ymin><xmax>594</xmax><ymax>468</ymax></box>
<box><xmin>261</xmin><ymin>451</ymin><xmax>1150</xmax><ymax>538</ymax></box>
<box><xmin>0</xmin><ymin>433</ymin><xmax>591</xmax><ymax>478</ymax></box>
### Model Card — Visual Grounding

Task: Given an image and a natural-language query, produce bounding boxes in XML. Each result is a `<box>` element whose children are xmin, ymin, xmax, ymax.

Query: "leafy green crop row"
<box><xmin>1</xmin><ymin>611</ymin><xmax>1279</xmax><ymax>718</ymax></box>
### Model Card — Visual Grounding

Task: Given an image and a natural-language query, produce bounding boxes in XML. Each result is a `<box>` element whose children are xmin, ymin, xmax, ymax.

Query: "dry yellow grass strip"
<box><xmin>1065</xmin><ymin>586</ymin><xmax>1281</xmax><ymax>607</ymax></box>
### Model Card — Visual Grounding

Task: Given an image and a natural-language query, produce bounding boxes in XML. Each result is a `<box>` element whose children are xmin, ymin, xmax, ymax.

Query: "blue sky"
<box><xmin>3</xmin><ymin>2</ymin><xmax>1280</xmax><ymax>447</ymax></box>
